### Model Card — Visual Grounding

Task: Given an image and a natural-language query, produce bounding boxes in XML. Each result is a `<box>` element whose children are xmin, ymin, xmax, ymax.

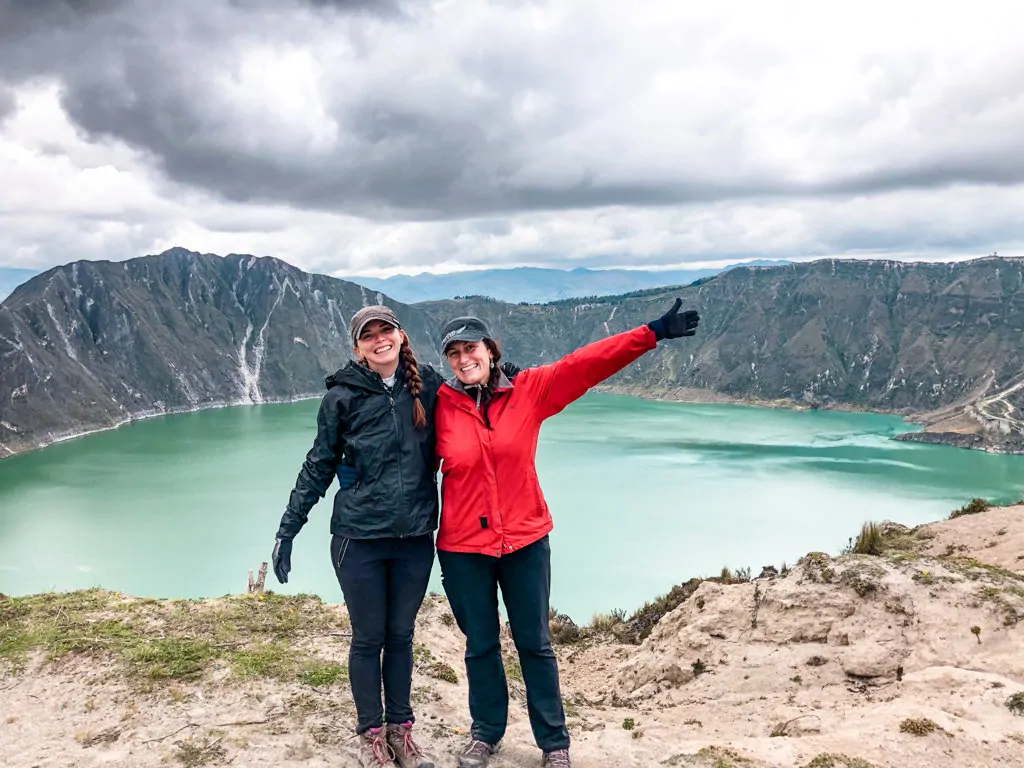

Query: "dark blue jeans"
<box><xmin>331</xmin><ymin>533</ymin><xmax>435</xmax><ymax>734</ymax></box>
<box><xmin>438</xmin><ymin>535</ymin><xmax>569</xmax><ymax>753</ymax></box>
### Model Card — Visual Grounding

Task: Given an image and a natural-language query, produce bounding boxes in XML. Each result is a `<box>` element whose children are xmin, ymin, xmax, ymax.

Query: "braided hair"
<box><xmin>399</xmin><ymin>332</ymin><xmax>427</xmax><ymax>430</ymax></box>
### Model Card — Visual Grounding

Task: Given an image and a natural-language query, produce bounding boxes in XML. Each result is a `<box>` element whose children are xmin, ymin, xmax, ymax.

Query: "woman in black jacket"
<box><xmin>272</xmin><ymin>305</ymin><xmax>442</xmax><ymax>768</ymax></box>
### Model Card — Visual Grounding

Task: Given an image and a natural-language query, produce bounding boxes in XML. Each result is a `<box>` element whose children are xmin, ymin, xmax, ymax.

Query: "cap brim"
<box><xmin>353</xmin><ymin>316</ymin><xmax>401</xmax><ymax>340</ymax></box>
<box><xmin>442</xmin><ymin>332</ymin><xmax>487</xmax><ymax>351</ymax></box>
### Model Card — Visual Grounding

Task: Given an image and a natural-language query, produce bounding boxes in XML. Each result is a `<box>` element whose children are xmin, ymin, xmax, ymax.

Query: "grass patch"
<box><xmin>230</xmin><ymin>642</ymin><xmax>295</xmax><ymax>680</ymax></box>
<box><xmin>803</xmin><ymin>755</ymin><xmax>876</xmax><ymax>768</ymax></box>
<box><xmin>0</xmin><ymin>588</ymin><xmax>349</xmax><ymax>684</ymax></box>
<box><xmin>949</xmin><ymin>498</ymin><xmax>991</xmax><ymax>519</ymax></box>
<box><xmin>413</xmin><ymin>643</ymin><xmax>459</xmax><ymax>684</ymax></box>
<box><xmin>899</xmin><ymin>717</ymin><xmax>938</xmax><ymax>735</ymax></box>
<box><xmin>298</xmin><ymin>660</ymin><xmax>348</xmax><ymax>687</ymax></box>
<box><xmin>125</xmin><ymin>638</ymin><xmax>216</xmax><ymax>680</ymax></box>
<box><xmin>850</xmin><ymin>522</ymin><xmax>884</xmax><ymax>555</ymax></box>
<box><xmin>504</xmin><ymin>655</ymin><xmax>523</xmax><ymax>683</ymax></box>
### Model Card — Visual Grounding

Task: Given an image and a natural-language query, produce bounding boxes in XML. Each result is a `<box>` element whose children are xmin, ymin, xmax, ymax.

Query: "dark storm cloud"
<box><xmin>2</xmin><ymin>0</ymin><xmax>1024</xmax><ymax>224</ymax></box>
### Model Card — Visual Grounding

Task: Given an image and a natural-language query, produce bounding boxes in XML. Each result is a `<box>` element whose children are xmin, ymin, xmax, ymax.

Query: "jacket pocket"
<box><xmin>335</xmin><ymin>537</ymin><xmax>351</xmax><ymax>570</ymax></box>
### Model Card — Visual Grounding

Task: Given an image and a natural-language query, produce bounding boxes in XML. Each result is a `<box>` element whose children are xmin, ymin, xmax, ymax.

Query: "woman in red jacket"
<box><xmin>434</xmin><ymin>299</ymin><xmax>700</xmax><ymax>768</ymax></box>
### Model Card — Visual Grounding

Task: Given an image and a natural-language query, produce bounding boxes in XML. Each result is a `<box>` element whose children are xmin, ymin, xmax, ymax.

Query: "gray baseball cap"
<box><xmin>350</xmin><ymin>305</ymin><xmax>402</xmax><ymax>345</ymax></box>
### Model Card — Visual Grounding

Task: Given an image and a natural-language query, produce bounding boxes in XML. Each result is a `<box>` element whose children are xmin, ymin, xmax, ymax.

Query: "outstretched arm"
<box><xmin>524</xmin><ymin>298</ymin><xmax>700</xmax><ymax>420</ymax></box>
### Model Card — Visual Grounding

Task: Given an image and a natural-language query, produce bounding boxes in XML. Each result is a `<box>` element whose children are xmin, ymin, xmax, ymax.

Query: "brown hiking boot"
<box><xmin>458</xmin><ymin>738</ymin><xmax>500</xmax><ymax>768</ymax></box>
<box><xmin>386</xmin><ymin>722</ymin><xmax>435</xmax><ymax>768</ymax></box>
<box><xmin>541</xmin><ymin>748</ymin><xmax>572</xmax><ymax>768</ymax></box>
<box><xmin>358</xmin><ymin>726</ymin><xmax>396</xmax><ymax>766</ymax></box>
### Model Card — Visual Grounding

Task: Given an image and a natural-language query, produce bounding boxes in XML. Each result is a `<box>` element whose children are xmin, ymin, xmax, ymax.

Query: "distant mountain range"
<box><xmin>346</xmin><ymin>261</ymin><xmax>791</xmax><ymax>304</ymax></box>
<box><xmin>0</xmin><ymin>268</ymin><xmax>38</xmax><ymax>302</ymax></box>
<box><xmin>2</xmin><ymin>248</ymin><xmax>1023</xmax><ymax>458</ymax></box>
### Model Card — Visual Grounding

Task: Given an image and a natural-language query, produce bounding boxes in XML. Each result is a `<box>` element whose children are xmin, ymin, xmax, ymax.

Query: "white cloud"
<box><xmin>1</xmin><ymin>0</ymin><xmax>1023</xmax><ymax>276</ymax></box>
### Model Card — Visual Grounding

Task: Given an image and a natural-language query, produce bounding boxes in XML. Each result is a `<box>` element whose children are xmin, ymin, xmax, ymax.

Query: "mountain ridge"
<box><xmin>344</xmin><ymin>260</ymin><xmax>791</xmax><ymax>304</ymax></box>
<box><xmin>2</xmin><ymin>249</ymin><xmax>1023</xmax><ymax>458</ymax></box>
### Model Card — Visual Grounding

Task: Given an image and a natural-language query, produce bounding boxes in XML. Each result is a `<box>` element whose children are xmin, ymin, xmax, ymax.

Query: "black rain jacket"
<box><xmin>276</xmin><ymin>359</ymin><xmax>444</xmax><ymax>540</ymax></box>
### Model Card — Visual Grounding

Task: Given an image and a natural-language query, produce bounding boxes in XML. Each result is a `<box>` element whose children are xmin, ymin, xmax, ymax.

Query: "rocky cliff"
<box><xmin>3</xmin><ymin>250</ymin><xmax>1023</xmax><ymax>457</ymax></box>
<box><xmin>2</xmin><ymin>503</ymin><xmax>1022</xmax><ymax>767</ymax></box>
<box><xmin>417</xmin><ymin>256</ymin><xmax>1024</xmax><ymax>452</ymax></box>
<box><xmin>0</xmin><ymin>249</ymin><xmax>438</xmax><ymax>457</ymax></box>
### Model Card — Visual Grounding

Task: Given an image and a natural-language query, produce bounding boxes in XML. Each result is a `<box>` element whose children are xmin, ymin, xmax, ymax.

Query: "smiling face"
<box><xmin>354</xmin><ymin>320</ymin><xmax>403</xmax><ymax>375</ymax></box>
<box><xmin>445</xmin><ymin>339</ymin><xmax>492</xmax><ymax>386</ymax></box>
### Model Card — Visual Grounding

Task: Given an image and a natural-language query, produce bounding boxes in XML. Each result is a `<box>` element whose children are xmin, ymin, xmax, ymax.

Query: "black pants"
<box><xmin>437</xmin><ymin>536</ymin><xmax>569</xmax><ymax>753</ymax></box>
<box><xmin>331</xmin><ymin>533</ymin><xmax>435</xmax><ymax>734</ymax></box>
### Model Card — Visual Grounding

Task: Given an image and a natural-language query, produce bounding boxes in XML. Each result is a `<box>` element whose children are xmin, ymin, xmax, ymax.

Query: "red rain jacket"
<box><xmin>435</xmin><ymin>325</ymin><xmax>657</xmax><ymax>556</ymax></box>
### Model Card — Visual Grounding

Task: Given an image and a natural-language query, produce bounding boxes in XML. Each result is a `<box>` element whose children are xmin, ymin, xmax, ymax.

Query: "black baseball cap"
<box><xmin>439</xmin><ymin>316</ymin><xmax>492</xmax><ymax>353</ymax></box>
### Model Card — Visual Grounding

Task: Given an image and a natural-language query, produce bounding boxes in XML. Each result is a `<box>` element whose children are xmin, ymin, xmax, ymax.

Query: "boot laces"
<box><xmin>463</xmin><ymin>739</ymin><xmax>492</xmax><ymax>756</ymax></box>
<box><xmin>366</xmin><ymin>730</ymin><xmax>395</xmax><ymax>764</ymax></box>
<box><xmin>394</xmin><ymin>725</ymin><xmax>424</xmax><ymax>757</ymax></box>
<box><xmin>545</xmin><ymin>748</ymin><xmax>571</xmax><ymax>767</ymax></box>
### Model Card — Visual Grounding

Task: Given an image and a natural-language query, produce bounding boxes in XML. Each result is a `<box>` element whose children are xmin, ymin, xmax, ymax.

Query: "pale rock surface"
<box><xmin>2</xmin><ymin>506</ymin><xmax>1023</xmax><ymax>767</ymax></box>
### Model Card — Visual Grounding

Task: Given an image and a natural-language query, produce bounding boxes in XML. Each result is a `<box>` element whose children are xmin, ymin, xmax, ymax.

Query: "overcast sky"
<box><xmin>1</xmin><ymin>0</ymin><xmax>1022</xmax><ymax>277</ymax></box>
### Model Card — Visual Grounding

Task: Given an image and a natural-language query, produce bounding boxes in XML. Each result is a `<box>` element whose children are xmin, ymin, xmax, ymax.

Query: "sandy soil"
<box><xmin>2</xmin><ymin>507</ymin><xmax>1023</xmax><ymax>768</ymax></box>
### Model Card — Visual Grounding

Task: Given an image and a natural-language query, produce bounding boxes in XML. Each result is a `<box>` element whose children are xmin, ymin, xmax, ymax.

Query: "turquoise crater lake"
<box><xmin>1</xmin><ymin>393</ymin><xmax>1022</xmax><ymax>621</ymax></box>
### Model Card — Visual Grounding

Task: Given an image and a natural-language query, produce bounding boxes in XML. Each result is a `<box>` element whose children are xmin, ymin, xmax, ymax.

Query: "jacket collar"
<box><xmin>443</xmin><ymin>368</ymin><xmax>513</xmax><ymax>395</ymax></box>
<box><xmin>327</xmin><ymin>359</ymin><xmax>405</xmax><ymax>393</ymax></box>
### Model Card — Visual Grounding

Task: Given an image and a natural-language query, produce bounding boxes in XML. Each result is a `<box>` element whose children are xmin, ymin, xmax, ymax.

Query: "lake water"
<box><xmin>1</xmin><ymin>394</ymin><xmax>1022</xmax><ymax>621</ymax></box>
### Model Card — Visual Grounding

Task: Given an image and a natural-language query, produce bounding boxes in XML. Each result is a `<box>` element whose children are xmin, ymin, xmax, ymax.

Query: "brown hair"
<box><xmin>478</xmin><ymin>338</ymin><xmax>503</xmax><ymax>429</ymax></box>
<box><xmin>400</xmin><ymin>332</ymin><xmax>427</xmax><ymax>430</ymax></box>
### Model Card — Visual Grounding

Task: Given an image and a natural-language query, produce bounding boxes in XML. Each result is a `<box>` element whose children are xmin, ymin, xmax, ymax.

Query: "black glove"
<box><xmin>648</xmin><ymin>298</ymin><xmax>700</xmax><ymax>341</ymax></box>
<box><xmin>500</xmin><ymin>361</ymin><xmax>522</xmax><ymax>380</ymax></box>
<box><xmin>272</xmin><ymin>537</ymin><xmax>293</xmax><ymax>584</ymax></box>
<box><xmin>337</xmin><ymin>463</ymin><xmax>358</xmax><ymax>491</ymax></box>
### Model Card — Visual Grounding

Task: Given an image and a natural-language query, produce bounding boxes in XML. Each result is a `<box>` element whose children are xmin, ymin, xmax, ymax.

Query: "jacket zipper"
<box><xmin>386</xmin><ymin>383</ymin><xmax>408</xmax><ymax>538</ymax></box>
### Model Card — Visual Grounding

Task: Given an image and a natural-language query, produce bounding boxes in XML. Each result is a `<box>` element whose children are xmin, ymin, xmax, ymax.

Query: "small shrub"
<box><xmin>695</xmin><ymin>597</ymin><xmax>706</xmax><ymax>612</ymax></box>
<box><xmin>791</xmin><ymin>675</ymin><xmax>803</xmax><ymax>684</ymax></box>
<box><xmin>806</xmin><ymin>655</ymin><xmax>828</xmax><ymax>667</ymax></box>
<box><xmin>622</xmin><ymin>717</ymin><xmax>635</xmax><ymax>730</ymax></box>
<box><xmin>428</xmin><ymin>660</ymin><xmax>458</xmax><ymax>684</ymax></box>
<box><xmin>949</xmin><ymin>498</ymin><xmax>991</xmax><ymax>519</ymax></box>
<box><xmin>720</xmin><ymin>566</ymin><xmax>734</xmax><ymax>581</ymax></box>
<box><xmin>440</xmin><ymin>613</ymin><xmax>455</xmax><ymax>627</ymax></box>
<box><xmin>692</xmin><ymin>658</ymin><xmax>707</xmax><ymax>676</ymax></box>
<box><xmin>971</xmin><ymin>626</ymin><xmax>982</xmax><ymax>644</ymax></box>
<box><xmin>621</xmin><ymin>578</ymin><xmax>704</xmax><ymax>644</ymax></box>
<box><xmin>1007</xmin><ymin>692</ymin><xmax>1024</xmax><ymax>716</ymax></box>
<box><xmin>804</xmin><ymin>755</ymin><xmax>877</xmax><ymax>768</ymax></box>
<box><xmin>852</xmin><ymin>522</ymin><xmax>884</xmax><ymax>555</ymax></box>
<box><xmin>899</xmin><ymin>717</ymin><xmax>938</xmax><ymax>735</ymax></box>
<box><xmin>735</xmin><ymin>567</ymin><xmax>752</xmax><ymax>582</ymax></box>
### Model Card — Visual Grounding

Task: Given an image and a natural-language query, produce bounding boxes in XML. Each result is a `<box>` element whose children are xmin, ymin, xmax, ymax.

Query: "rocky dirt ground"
<box><xmin>2</xmin><ymin>503</ymin><xmax>1023</xmax><ymax>768</ymax></box>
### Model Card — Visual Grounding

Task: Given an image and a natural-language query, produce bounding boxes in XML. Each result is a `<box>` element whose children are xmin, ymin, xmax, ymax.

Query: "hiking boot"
<box><xmin>386</xmin><ymin>722</ymin><xmax>435</xmax><ymax>768</ymax></box>
<box><xmin>541</xmin><ymin>748</ymin><xmax>572</xmax><ymax>768</ymax></box>
<box><xmin>358</xmin><ymin>726</ymin><xmax>396</xmax><ymax>766</ymax></box>
<box><xmin>457</xmin><ymin>737</ymin><xmax>500</xmax><ymax>768</ymax></box>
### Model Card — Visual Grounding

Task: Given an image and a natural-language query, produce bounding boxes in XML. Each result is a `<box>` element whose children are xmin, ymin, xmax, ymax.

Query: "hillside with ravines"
<box><xmin>2</xmin><ymin>249</ymin><xmax>1023</xmax><ymax>458</ymax></box>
